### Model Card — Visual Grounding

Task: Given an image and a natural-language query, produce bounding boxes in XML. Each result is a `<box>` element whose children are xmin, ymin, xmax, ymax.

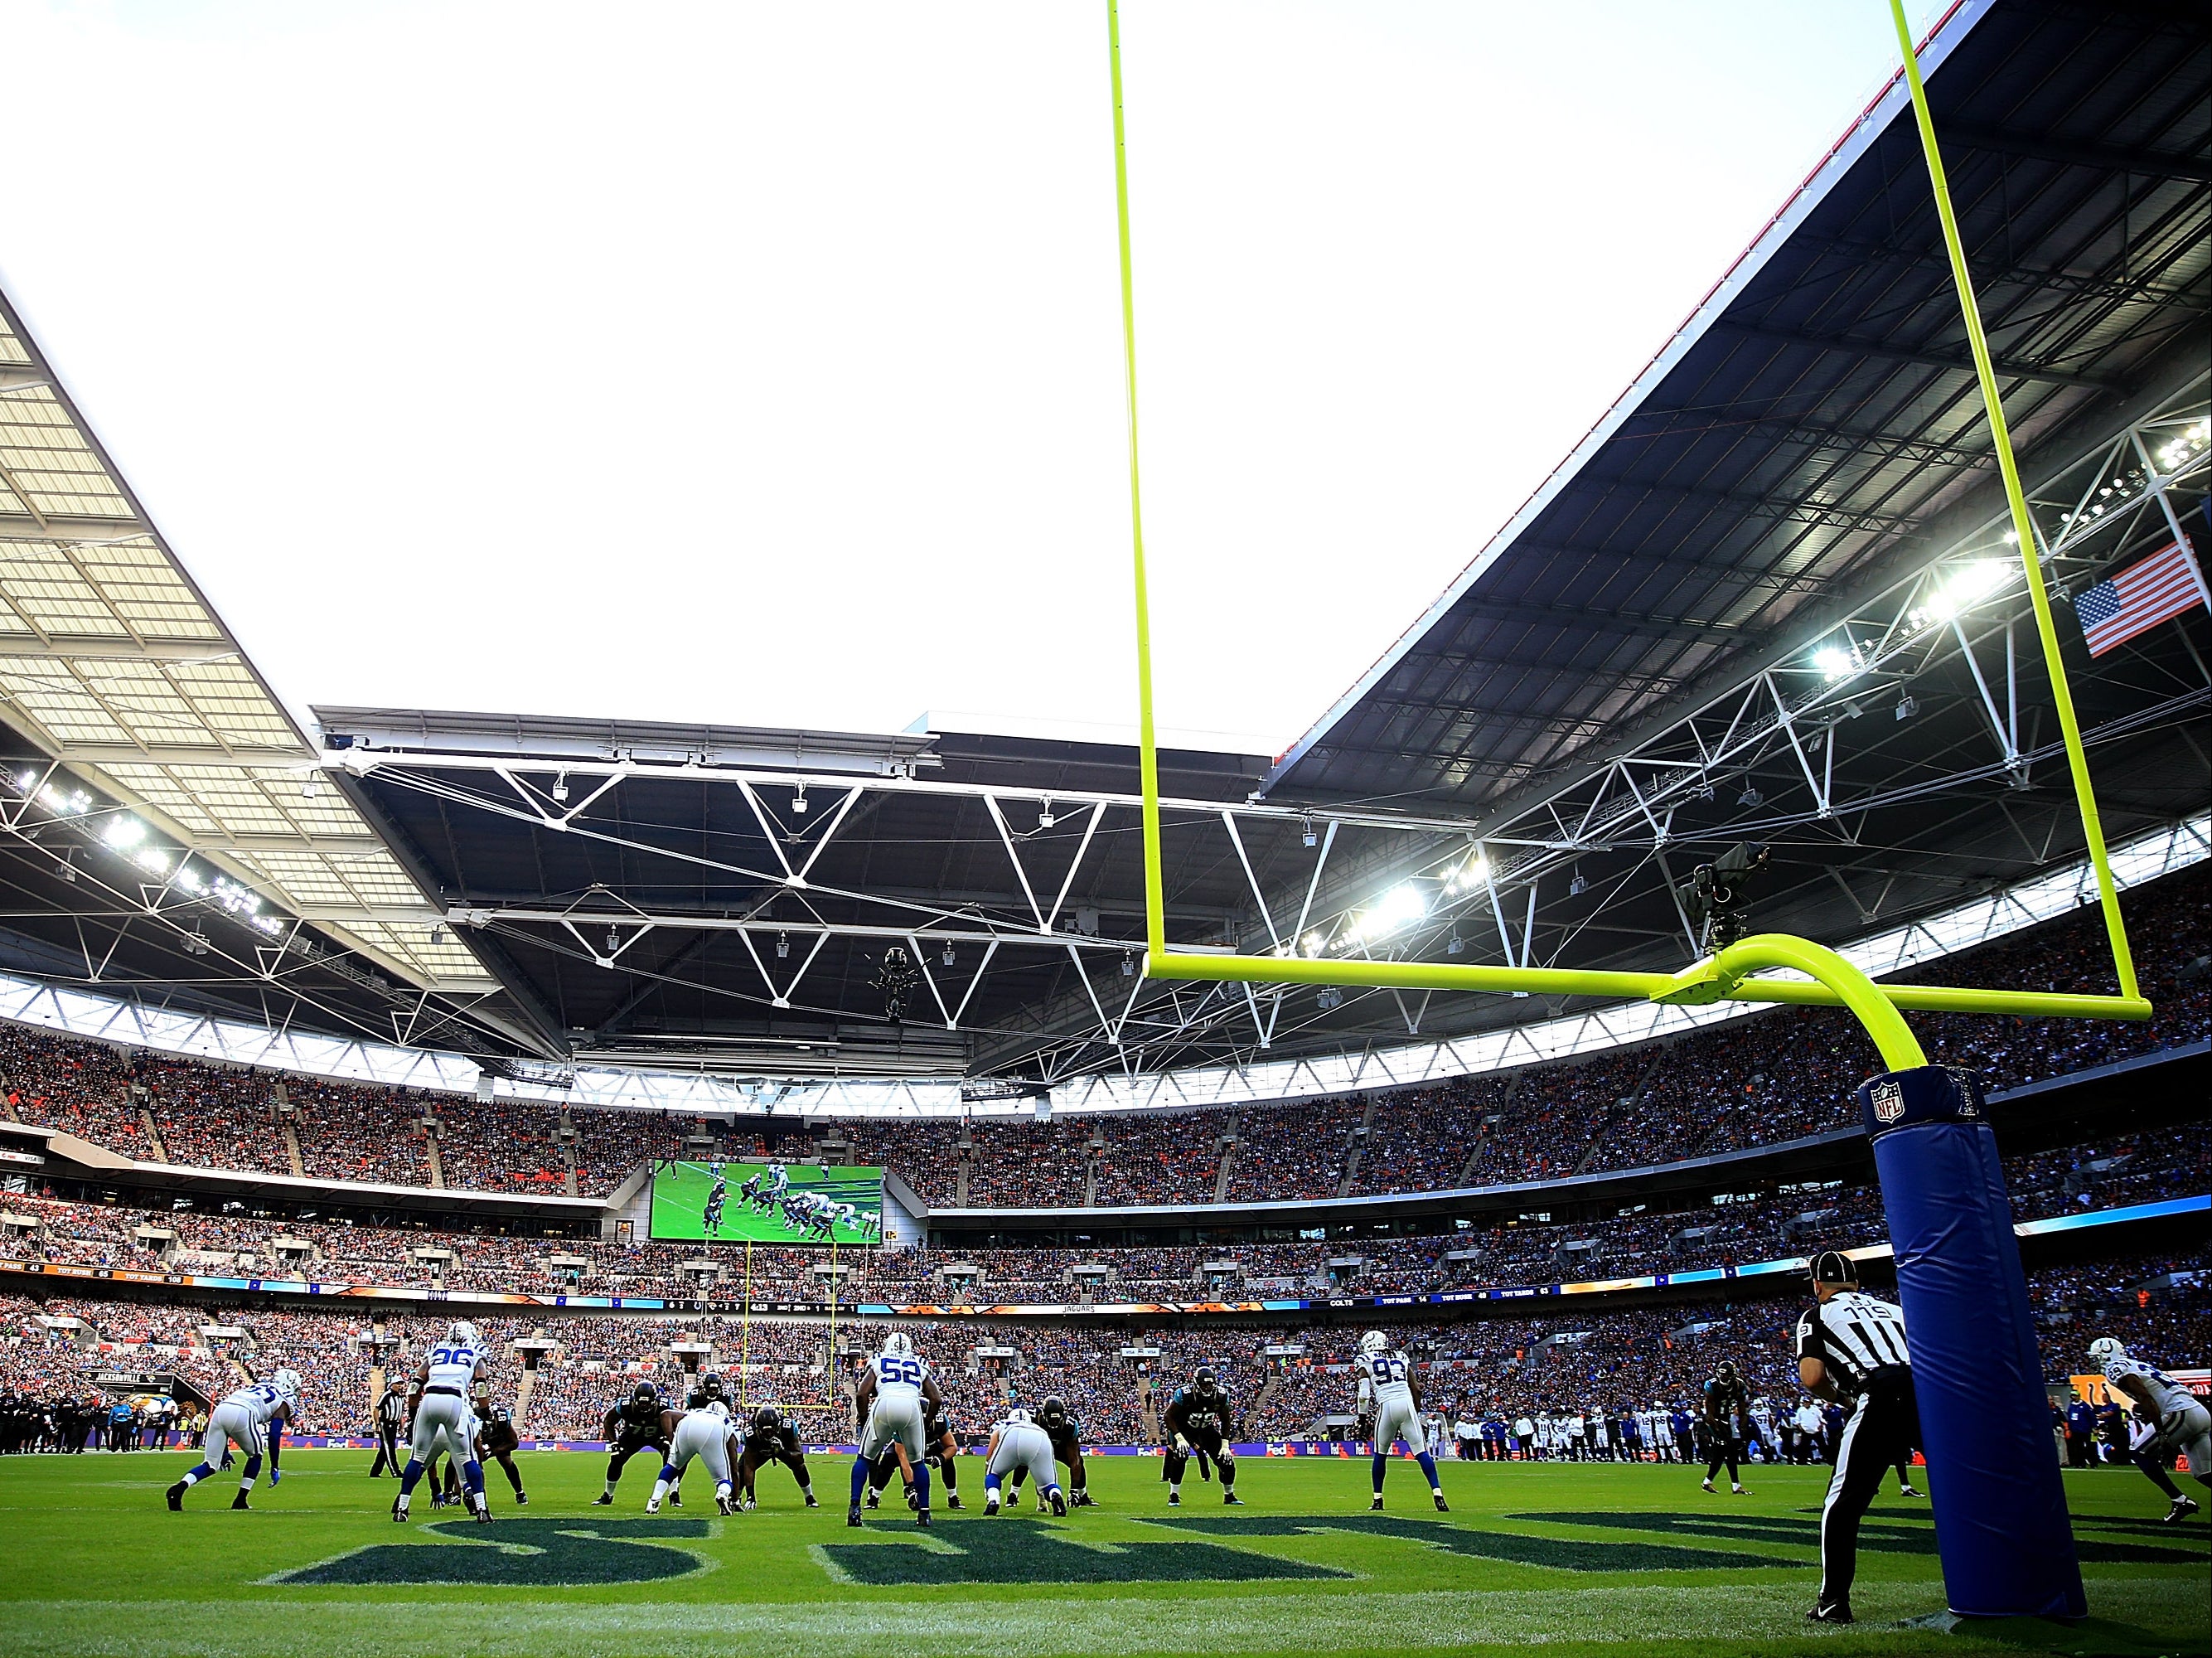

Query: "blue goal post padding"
<box><xmin>1861</xmin><ymin>1064</ymin><xmax>2085</xmax><ymax>1621</ymax></box>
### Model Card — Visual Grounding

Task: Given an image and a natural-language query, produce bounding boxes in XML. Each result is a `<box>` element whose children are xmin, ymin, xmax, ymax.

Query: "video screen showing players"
<box><xmin>647</xmin><ymin>1161</ymin><xmax>883</xmax><ymax>1246</ymax></box>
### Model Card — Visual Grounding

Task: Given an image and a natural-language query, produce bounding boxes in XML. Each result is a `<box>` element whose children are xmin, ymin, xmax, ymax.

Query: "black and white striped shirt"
<box><xmin>1795</xmin><ymin>1290</ymin><xmax>1910</xmax><ymax>1397</ymax></box>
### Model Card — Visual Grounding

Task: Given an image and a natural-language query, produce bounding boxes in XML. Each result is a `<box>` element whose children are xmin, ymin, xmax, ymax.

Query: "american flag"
<box><xmin>2074</xmin><ymin>541</ymin><xmax>2209</xmax><ymax>657</ymax></box>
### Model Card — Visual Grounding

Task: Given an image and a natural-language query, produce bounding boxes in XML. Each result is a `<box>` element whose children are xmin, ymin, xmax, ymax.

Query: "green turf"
<box><xmin>0</xmin><ymin>1450</ymin><xmax>2202</xmax><ymax>1656</ymax></box>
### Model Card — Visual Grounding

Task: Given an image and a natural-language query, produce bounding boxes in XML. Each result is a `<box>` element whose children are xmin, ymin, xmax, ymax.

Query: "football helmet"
<box><xmin>1715</xmin><ymin>1360</ymin><xmax>1738</xmax><ymax>1380</ymax></box>
<box><xmin>1038</xmin><ymin>1395</ymin><xmax>1067</xmax><ymax>1426</ymax></box>
<box><xmin>753</xmin><ymin>1404</ymin><xmax>782</xmax><ymax>1432</ymax></box>
<box><xmin>1193</xmin><ymin>1367</ymin><xmax>1221</xmax><ymax>1398</ymax></box>
<box><xmin>271</xmin><ymin>1367</ymin><xmax>302</xmax><ymax>1399</ymax></box>
<box><xmin>695</xmin><ymin>1373</ymin><xmax>727</xmax><ymax>1401</ymax></box>
<box><xmin>2088</xmin><ymin>1336</ymin><xmax>2127</xmax><ymax>1365</ymax></box>
<box><xmin>883</xmin><ymin>1331</ymin><xmax>914</xmax><ymax>1358</ymax></box>
<box><xmin>632</xmin><ymin>1381</ymin><xmax>660</xmax><ymax>1405</ymax></box>
<box><xmin>1006</xmin><ymin>1408</ymin><xmax>1033</xmax><ymax>1425</ymax></box>
<box><xmin>1360</xmin><ymin>1331</ymin><xmax>1390</xmax><ymax>1355</ymax></box>
<box><xmin>446</xmin><ymin>1321</ymin><xmax>481</xmax><ymax>1349</ymax></box>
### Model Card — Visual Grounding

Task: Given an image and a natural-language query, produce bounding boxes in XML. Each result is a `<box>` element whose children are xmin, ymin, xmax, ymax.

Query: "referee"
<box><xmin>1797</xmin><ymin>1249</ymin><xmax>1918</xmax><ymax>1625</ymax></box>
<box><xmin>370</xmin><ymin>1378</ymin><xmax>410</xmax><ymax>1477</ymax></box>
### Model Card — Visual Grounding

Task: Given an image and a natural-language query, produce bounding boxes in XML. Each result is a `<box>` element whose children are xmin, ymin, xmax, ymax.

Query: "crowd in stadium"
<box><xmin>7</xmin><ymin>1117</ymin><xmax>2200</xmax><ymax>1307</ymax></box>
<box><xmin>2</xmin><ymin>1248</ymin><xmax>2200</xmax><ymax>1452</ymax></box>
<box><xmin>3</xmin><ymin>864</ymin><xmax>2206</xmax><ymax>1210</ymax></box>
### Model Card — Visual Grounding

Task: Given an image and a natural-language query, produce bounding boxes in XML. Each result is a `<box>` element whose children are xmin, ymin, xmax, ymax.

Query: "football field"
<box><xmin>0</xmin><ymin>1449</ymin><xmax>2203</xmax><ymax>1658</ymax></box>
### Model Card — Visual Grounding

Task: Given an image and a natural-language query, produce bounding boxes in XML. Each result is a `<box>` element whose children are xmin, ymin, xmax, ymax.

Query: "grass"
<box><xmin>0</xmin><ymin>1448</ymin><xmax>2201</xmax><ymax>1657</ymax></box>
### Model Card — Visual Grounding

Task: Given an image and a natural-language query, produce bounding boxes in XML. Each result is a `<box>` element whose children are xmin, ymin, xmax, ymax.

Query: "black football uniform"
<box><xmin>1701</xmin><ymin>1373</ymin><xmax>1753</xmax><ymax>1484</ymax></box>
<box><xmin>1037</xmin><ymin>1403</ymin><xmax>1093</xmax><ymax>1505</ymax></box>
<box><xmin>738</xmin><ymin>1409</ymin><xmax>816</xmax><ymax>1507</ymax></box>
<box><xmin>1163</xmin><ymin>1383</ymin><xmax>1240</xmax><ymax>1500</ymax></box>
<box><xmin>598</xmin><ymin>1393</ymin><xmax>673</xmax><ymax>1502</ymax></box>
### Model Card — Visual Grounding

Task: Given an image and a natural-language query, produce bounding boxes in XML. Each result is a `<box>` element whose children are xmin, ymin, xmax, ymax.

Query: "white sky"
<box><xmin>1</xmin><ymin>1</ymin><xmax>1913</xmax><ymax>754</ymax></box>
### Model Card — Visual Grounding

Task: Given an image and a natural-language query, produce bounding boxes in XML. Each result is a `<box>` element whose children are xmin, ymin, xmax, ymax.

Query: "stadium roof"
<box><xmin>0</xmin><ymin>0</ymin><xmax>2205</xmax><ymax>1088</ymax></box>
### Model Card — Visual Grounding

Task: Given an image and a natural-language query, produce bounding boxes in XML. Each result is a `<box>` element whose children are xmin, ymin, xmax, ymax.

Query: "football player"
<box><xmin>984</xmin><ymin>1408</ymin><xmax>1066</xmax><ymax>1516</ymax></box>
<box><xmin>1037</xmin><ymin>1394</ymin><xmax>1094</xmax><ymax>1507</ymax></box>
<box><xmin>849</xmin><ymin>1331</ymin><xmax>944</xmax><ymax>1528</ymax></box>
<box><xmin>1701</xmin><ymin>1359</ymin><xmax>1754</xmax><ymax>1495</ymax></box>
<box><xmin>736</xmin><ymin>1403</ymin><xmax>818</xmax><ymax>1510</ymax></box>
<box><xmin>2091</xmin><ymin>1336</ymin><xmax>2211</xmax><ymax>1522</ymax></box>
<box><xmin>866</xmin><ymin>1387</ymin><xmax>963</xmax><ymax>1511</ymax></box>
<box><xmin>391</xmin><ymin>1321</ymin><xmax>492</xmax><ymax>1523</ymax></box>
<box><xmin>468</xmin><ymin>1377</ymin><xmax>529</xmax><ymax>1506</ymax></box>
<box><xmin>702</xmin><ymin>1165</ymin><xmax>729</xmax><ymax>1237</ymax></box>
<box><xmin>165</xmin><ymin>1367</ymin><xmax>298</xmax><ymax>1511</ymax></box>
<box><xmin>1162</xmin><ymin>1367</ymin><xmax>1242</xmax><ymax>1506</ymax></box>
<box><xmin>595</xmin><ymin>1381</ymin><xmax>677</xmax><ymax>1507</ymax></box>
<box><xmin>649</xmin><ymin>1396</ymin><xmax>738</xmax><ymax>1515</ymax></box>
<box><xmin>1356</xmin><ymin>1331</ymin><xmax>1447</xmax><ymax>1511</ymax></box>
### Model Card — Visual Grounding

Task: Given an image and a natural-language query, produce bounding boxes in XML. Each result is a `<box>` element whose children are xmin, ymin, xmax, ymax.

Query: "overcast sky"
<box><xmin>2</xmin><ymin>1</ymin><xmax>1913</xmax><ymax>752</ymax></box>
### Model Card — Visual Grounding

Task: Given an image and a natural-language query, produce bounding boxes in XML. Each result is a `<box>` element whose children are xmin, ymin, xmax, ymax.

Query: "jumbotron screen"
<box><xmin>647</xmin><ymin>1161</ymin><xmax>884</xmax><ymax>1246</ymax></box>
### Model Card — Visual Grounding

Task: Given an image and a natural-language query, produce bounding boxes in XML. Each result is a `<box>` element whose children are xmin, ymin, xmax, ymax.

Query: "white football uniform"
<box><xmin>1357</xmin><ymin>1349</ymin><xmax>1425</xmax><ymax>1454</ymax></box>
<box><xmin>205</xmin><ymin>1380</ymin><xmax>288</xmax><ymax>1460</ymax></box>
<box><xmin>987</xmin><ymin>1419</ymin><xmax>1059</xmax><ymax>1490</ymax></box>
<box><xmin>2105</xmin><ymin>1353</ymin><xmax>2212</xmax><ymax>1471</ymax></box>
<box><xmin>860</xmin><ymin>1350</ymin><xmax>930</xmax><ymax>1464</ymax></box>
<box><xmin>411</xmin><ymin>1337</ymin><xmax>483</xmax><ymax>1463</ymax></box>
<box><xmin>668</xmin><ymin>1403</ymin><xmax>734</xmax><ymax>1488</ymax></box>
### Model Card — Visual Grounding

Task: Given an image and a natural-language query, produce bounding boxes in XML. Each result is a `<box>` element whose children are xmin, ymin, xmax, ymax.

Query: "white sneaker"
<box><xmin>645</xmin><ymin>1497</ymin><xmax>661</xmax><ymax>1515</ymax></box>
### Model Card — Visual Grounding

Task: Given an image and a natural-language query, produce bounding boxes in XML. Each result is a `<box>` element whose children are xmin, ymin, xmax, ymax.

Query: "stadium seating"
<box><xmin>4</xmin><ymin>861</ymin><xmax>2204</xmax><ymax>1208</ymax></box>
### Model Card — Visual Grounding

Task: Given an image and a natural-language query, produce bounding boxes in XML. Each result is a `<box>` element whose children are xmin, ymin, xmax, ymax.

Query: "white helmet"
<box><xmin>883</xmin><ymin>1331</ymin><xmax>913</xmax><ymax>1358</ymax></box>
<box><xmin>2088</xmin><ymin>1336</ymin><xmax>2126</xmax><ymax>1365</ymax></box>
<box><xmin>1005</xmin><ymin>1407</ymin><xmax>1032</xmax><ymax>1425</ymax></box>
<box><xmin>271</xmin><ymin>1367</ymin><xmax>302</xmax><ymax>1399</ymax></box>
<box><xmin>1359</xmin><ymin>1331</ymin><xmax>1390</xmax><ymax>1355</ymax></box>
<box><xmin>447</xmin><ymin>1321</ymin><xmax>481</xmax><ymax>1348</ymax></box>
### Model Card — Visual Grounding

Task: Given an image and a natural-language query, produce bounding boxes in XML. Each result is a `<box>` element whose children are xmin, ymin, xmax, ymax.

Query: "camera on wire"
<box><xmin>1677</xmin><ymin>842</ymin><xmax>1771</xmax><ymax>950</ymax></box>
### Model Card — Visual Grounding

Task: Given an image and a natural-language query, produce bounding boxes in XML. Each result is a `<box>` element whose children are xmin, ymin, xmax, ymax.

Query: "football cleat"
<box><xmin>1072</xmin><ymin>1491</ymin><xmax>1096</xmax><ymax>1508</ymax></box>
<box><xmin>645</xmin><ymin>1498</ymin><xmax>661</xmax><ymax>1515</ymax></box>
<box><xmin>864</xmin><ymin>1491</ymin><xmax>881</xmax><ymax>1510</ymax></box>
<box><xmin>1700</xmin><ymin>1479</ymin><xmax>1716</xmax><ymax>1493</ymax></box>
<box><xmin>591</xmin><ymin>1492</ymin><xmax>614</xmax><ymax>1506</ymax></box>
<box><xmin>1166</xmin><ymin>1491</ymin><xmax>1181</xmax><ymax>1507</ymax></box>
<box><xmin>985</xmin><ymin>1493</ymin><xmax>1001</xmax><ymax>1515</ymax></box>
<box><xmin>802</xmin><ymin>1493</ymin><xmax>818</xmax><ymax>1509</ymax></box>
<box><xmin>946</xmin><ymin>1495</ymin><xmax>963</xmax><ymax>1510</ymax></box>
<box><xmin>1370</xmin><ymin>1496</ymin><xmax>1385</xmax><ymax>1511</ymax></box>
<box><xmin>846</xmin><ymin>1505</ymin><xmax>863</xmax><ymax>1528</ymax></box>
<box><xmin>917</xmin><ymin>1509</ymin><xmax>932</xmax><ymax>1529</ymax></box>
<box><xmin>515</xmin><ymin>1492</ymin><xmax>529</xmax><ymax>1506</ymax></box>
<box><xmin>1897</xmin><ymin>1484</ymin><xmax>1919</xmax><ymax>1497</ymax></box>
<box><xmin>1223</xmin><ymin>1492</ymin><xmax>1245</xmax><ymax>1506</ymax></box>
<box><xmin>231</xmin><ymin>1491</ymin><xmax>251</xmax><ymax>1510</ymax></box>
<box><xmin>1731</xmin><ymin>1484</ymin><xmax>1747</xmax><ymax>1496</ymax></box>
<box><xmin>1433</xmin><ymin>1492</ymin><xmax>1450</xmax><ymax>1513</ymax></box>
<box><xmin>715</xmin><ymin>1495</ymin><xmax>734</xmax><ymax>1516</ymax></box>
<box><xmin>1806</xmin><ymin>1602</ymin><xmax>1853</xmax><ymax>1625</ymax></box>
<box><xmin>390</xmin><ymin>1503</ymin><xmax>408</xmax><ymax>1524</ymax></box>
<box><xmin>1051</xmin><ymin>1490</ymin><xmax>1068</xmax><ymax>1517</ymax></box>
<box><xmin>2163</xmin><ymin>1496</ymin><xmax>2200</xmax><ymax>1525</ymax></box>
<box><xmin>473</xmin><ymin>1506</ymin><xmax>492</xmax><ymax>1525</ymax></box>
<box><xmin>667</xmin><ymin>1490</ymin><xmax>683</xmax><ymax>1507</ymax></box>
<box><xmin>165</xmin><ymin>1482</ymin><xmax>185</xmax><ymax>1511</ymax></box>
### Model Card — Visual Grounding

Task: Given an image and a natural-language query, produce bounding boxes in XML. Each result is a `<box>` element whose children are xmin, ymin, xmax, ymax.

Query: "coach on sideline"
<box><xmin>1796</xmin><ymin>1248</ymin><xmax>1918</xmax><ymax>1625</ymax></box>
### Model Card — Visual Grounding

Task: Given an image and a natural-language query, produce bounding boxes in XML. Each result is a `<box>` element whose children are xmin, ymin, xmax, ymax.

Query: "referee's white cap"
<box><xmin>1809</xmin><ymin>1249</ymin><xmax>1856</xmax><ymax>1285</ymax></box>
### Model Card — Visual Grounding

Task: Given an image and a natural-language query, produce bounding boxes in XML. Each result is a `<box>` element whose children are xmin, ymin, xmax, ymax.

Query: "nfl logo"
<box><xmin>1871</xmin><ymin>1079</ymin><xmax>1906</xmax><ymax>1124</ymax></box>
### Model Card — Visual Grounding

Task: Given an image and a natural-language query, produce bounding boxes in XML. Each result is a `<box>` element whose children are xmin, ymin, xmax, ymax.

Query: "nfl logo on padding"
<box><xmin>1871</xmin><ymin>1079</ymin><xmax>1906</xmax><ymax>1124</ymax></box>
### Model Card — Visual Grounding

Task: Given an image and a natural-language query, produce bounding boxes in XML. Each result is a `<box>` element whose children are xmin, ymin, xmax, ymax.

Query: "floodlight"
<box><xmin>103</xmin><ymin>816</ymin><xmax>147</xmax><ymax>850</ymax></box>
<box><xmin>1569</xmin><ymin>873</ymin><xmax>1588</xmax><ymax>896</ymax></box>
<box><xmin>57</xmin><ymin>851</ymin><xmax>75</xmax><ymax>883</ymax></box>
<box><xmin>1445</xmin><ymin>932</ymin><xmax>1464</xmax><ymax>955</ymax></box>
<box><xmin>1038</xmin><ymin>797</ymin><xmax>1056</xmax><ymax>830</ymax></box>
<box><xmin>429</xmin><ymin>924</ymin><xmax>448</xmax><ymax>946</ymax></box>
<box><xmin>1813</xmin><ymin>647</ymin><xmax>1854</xmax><ymax>681</ymax></box>
<box><xmin>1121</xmin><ymin>951</ymin><xmax>1135</xmax><ymax>977</ymax></box>
<box><xmin>1301</xmin><ymin>816</ymin><xmax>1317</xmax><ymax>848</ymax></box>
<box><xmin>775</xmin><ymin>932</ymin><xmax>790</xmax><ymax>960</ymax></box>
<box><xmin>1738</xmin><ymin>785</ymin><xmax>1763</xmax><ymax>808</ymax></box>
<box><xmin>1895</xmin><ymin>695</ymin><xmax>1919</xmax><ymax>721</ymax></box>
<box><xmin>942</xmin><ymin>943</ymin><xmax>955</xmax><ymax>967</ymax></box>
<box><xmin>301</xmin><ymin>774</ymin><xmax>321</xmax><ymax>800</ymax></box>
<box><xmin>791</xmin><ymin>787</ymin><xmax>808</xmax><ymax>815</ymax></box>
<box><xmin>552</xmin><ymin>773</ymin><xmax>569</xmax><ymax>803</ymax></box>
<box><xmin>605</xmin><ymin>928</ymin><xmax>621</xmax><ymax>955</ymax></box>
